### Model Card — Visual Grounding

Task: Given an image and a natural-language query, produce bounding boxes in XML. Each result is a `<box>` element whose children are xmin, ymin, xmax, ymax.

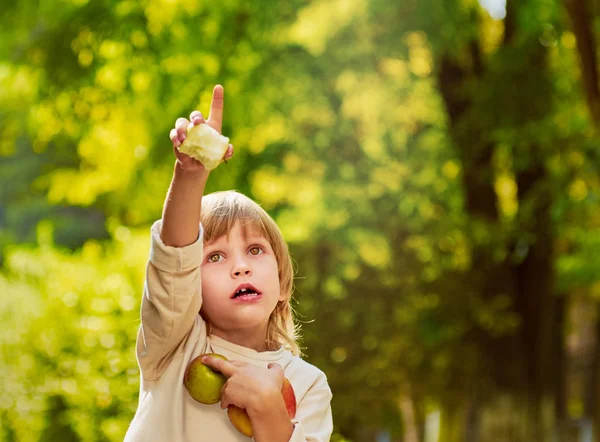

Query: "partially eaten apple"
<box><xmin>227</xmin><ymin>377</ymin><xmax>297</xmax><ymax>438</ymax></box>
<box><xmin>178</xmin><ymin>123</ymin><xmax>230</xmax><ymax>170</ymax></box>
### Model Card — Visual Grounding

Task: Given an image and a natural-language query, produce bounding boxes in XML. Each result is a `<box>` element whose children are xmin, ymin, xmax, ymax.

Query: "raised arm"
<box><xmin>136</xmin><ymin>85</ymin><xmax>233</xmax><ymax>380</ymax></box>
<box><xmin>161</xmin><ymin>84</ymin><xmax>232</xmax><ymax>247</ymax></box>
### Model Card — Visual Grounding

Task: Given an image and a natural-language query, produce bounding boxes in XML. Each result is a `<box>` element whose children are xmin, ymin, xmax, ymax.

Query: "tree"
<box><xmin>2</xmin><ymin>0</ymin><xmax>600</xmax><ymax>441</ymax></box>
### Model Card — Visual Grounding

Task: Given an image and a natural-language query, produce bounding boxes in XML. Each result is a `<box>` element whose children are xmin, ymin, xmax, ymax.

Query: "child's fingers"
<box><xmin>267</xmin><ymin>363</ymin><xmax>285</xmax><ymax>385</ymax></box>
<box><xmin>267</xmin><ymin>362</ymin><xmax>283</xmax><ymax>373</ymax></box>
<box><xmin>189</xmin><ymin>110</ymin><xmax>205</xmax><ymax>125</ymax></box>
<box><xmin>201</xmin><ymin>355</ymin><xmax>236</xmax><ymax>378</ymax></box>
<box><xmin>224</xmin><ymin>144</ymin><xmax>234</xmax><ymax>160</ymax></box>
<box><xmin>175</xmin><ymin>117</ymin><xmax>189</xmax><ymax>143</ymax></box>
<box><xmin>170</xmin><ymin>128</ymin><xmax>181</xmax><ymax>148</ymax></box>
<box><xmin>220</xmin><ymin>383</ymin><xmax>241</xmax><ymax>410</ymax></box>
<box><xmin>175</xmin><ymin>117</ymin><xmax>189</xmax><ymax>132</ymax></box>
<box><xmin>207</xmin><ymin>85</ymin><xmax>224</xmax><ymax>133</ymax></box>
<box><xmin>220</xmin><ymin>392</ymin><xmax>231</xmax><ymax>410</ymax></box>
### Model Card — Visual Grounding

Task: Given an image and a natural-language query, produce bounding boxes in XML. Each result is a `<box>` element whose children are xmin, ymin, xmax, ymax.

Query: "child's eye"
<box><xmin>249</xmin><ymin>246</ymin><xmax>263</xmax><ymax>256</ymax></box>
<box><xmin>207</xmin><ymin>253</ymin><xmax>223</xmax><ymax>263</ymax></box>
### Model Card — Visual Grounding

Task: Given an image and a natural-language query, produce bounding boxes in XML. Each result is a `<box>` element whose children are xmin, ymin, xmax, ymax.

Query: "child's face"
<box><xmin>200</xmin><ymin>221</ymin><xmax>285</xmax><ymax>338</ymax></box>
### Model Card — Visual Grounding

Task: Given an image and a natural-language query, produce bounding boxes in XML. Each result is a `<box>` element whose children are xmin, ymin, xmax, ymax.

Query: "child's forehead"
<box><xmin>207</xmin><ymin>219</ymin><xmax>267</xmax><ymax>244</ymax></box>
<box><xmin>236</xmin><ymin>221</ymin><xmax>266</xmax><ymax>239</ymax></box>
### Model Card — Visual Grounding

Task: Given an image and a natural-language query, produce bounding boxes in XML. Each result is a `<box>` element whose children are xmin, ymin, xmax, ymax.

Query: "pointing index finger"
<box><xmin>202</xmin><ymin>355</ymin><xmax>235</xmax><ymax>378</ymax></box>
<box><xmin>207</xmin><ymin>84</ymin><xmax>224</xmax><ymax>133</ymax></box>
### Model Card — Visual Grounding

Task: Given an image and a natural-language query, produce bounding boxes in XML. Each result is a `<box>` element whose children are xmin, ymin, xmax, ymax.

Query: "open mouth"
<box><xmin>231</xmin><ymin>284</ymin><xmax>262</xmax><ymax>299</ymax></box>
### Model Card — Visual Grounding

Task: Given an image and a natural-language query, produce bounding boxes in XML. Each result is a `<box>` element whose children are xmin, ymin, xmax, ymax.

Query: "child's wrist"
<box><xmin>174</xmin><ymin>161</ymin><xmax>209</xmax><ymax>178</ymax></box>
<box><xmin>247</xmin><ymin>395</ymin><xmax>294</xmax><ymax>442</ymax></box>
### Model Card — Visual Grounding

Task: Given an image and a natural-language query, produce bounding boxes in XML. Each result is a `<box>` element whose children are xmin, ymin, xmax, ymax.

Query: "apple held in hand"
<box><xmin>228</xmin><ymin>377</ymin><xmax>297</xmax><ymax>438</ymax></box>
<box><xmin>184</xmin><ymin>353</ymin><xmax>228</xmax><ymax>405</ymax></box>
<box><xmin>178</xmin><ymin>123</ymin><xmax>229</xmax><ymax>170</ymax></box>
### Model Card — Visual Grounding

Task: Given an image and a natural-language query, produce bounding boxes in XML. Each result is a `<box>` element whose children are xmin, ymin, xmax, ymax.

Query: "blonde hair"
<box><xmin>200</xmin><ymin>190</ymin><xmax>302</xmax><ymax>356</ymax></box>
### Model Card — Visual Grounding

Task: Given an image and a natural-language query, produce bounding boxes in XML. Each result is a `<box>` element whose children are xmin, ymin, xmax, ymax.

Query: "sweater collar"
<box><xmin>209</xmin><ymin>334</ymin><xmax>289</xmax><ymax>361</ymax></box>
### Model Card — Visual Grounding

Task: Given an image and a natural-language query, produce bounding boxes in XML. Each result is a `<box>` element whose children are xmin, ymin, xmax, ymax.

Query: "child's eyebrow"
<box><xmin>245</xmin><ymin>233</ymin><xmax>272</xmax><ymax>245</ymax></box>
<box><xmin>240</xmin><ymin>226</ymin><xmax>267</xmax><ymax>241</ymax></box>
<box><xmin>241</xmin><ymin>232</ymin><xmax>271</xmax><ymax>249</ymax></box>
<box><xmin>202</xmin><ymin>238</ymin><xmax>224</xmax><ymax>252</ymax></box>
<box><xmin>245</xmin><ymin>234</ymin><xmax>267</xmax><ymax>242</ymax></box>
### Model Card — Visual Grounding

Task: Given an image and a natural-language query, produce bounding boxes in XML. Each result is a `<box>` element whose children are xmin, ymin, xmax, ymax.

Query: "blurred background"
<box><xmin>1</xmin><ymin>0</ymin><xmax>600</xmax><ymax>441</ymax></box>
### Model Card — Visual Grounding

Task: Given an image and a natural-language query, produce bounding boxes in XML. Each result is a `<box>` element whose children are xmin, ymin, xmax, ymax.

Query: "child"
<box><xmin>124</xmin><ymin>85</ymin><xmax>333</xmax><ymax>442</ymax></box>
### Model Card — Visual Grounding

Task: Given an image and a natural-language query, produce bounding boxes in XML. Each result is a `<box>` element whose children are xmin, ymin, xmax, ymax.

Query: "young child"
<box><xmin>124</xmin><ymin>85</ymin><xmax>333</xmax><ymax>442</ymax></box>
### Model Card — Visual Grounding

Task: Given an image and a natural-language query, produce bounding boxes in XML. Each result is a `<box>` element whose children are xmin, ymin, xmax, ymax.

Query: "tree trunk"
<box><xmin>564</xmin><ymin>0</ymin><xmax>600</xmax><ymax>126</ymax></box>
<box><xmin>436</xmin><ymin>6</ymin><xmax>559</xmax><ymax>440</ymax></box>
<box><xmin>438</xmin><ymin>399</ymin><xmax>468</xmax><ymax>442</ymax></box>
<box><xmin>514</xmin><ymin>160</ymin><xmax>555</xmax><ymax>440</ymax></box>
<box><xmin>586</xmin><ymin>302</ymin><xmax>600</xmax><ymax>441</ymax></box>
<box><xmin>398</xmin><ymin>385</ymin><xmax>423</xmax><ymax>442</ymax></box>
<box><xmin>464</xmin><ymin>390</ymin><xmax>482</xmax><ymax>442</ymax></box>
<box><xmin>554</xmin><ymin>295</ymin><xmax>569</xmax><ymax>442</ymax></box>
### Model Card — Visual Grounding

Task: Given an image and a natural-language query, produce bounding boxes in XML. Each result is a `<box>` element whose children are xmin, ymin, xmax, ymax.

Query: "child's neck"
<box><xmin>210</xmin><ymin>327</ymin><xmax>272</xmax><ymax>353</ymax></box>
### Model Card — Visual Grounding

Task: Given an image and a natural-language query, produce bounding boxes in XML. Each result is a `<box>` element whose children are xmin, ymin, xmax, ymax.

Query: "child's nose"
<box><xmin>233</xmin><ymin>267</ymin><xmax>251</xmax><ymax>277</ymax></box>
<box><xmin>232</xmin><ymin>261</ymin><xmax>252</xmax><ymax>277</ymax></box>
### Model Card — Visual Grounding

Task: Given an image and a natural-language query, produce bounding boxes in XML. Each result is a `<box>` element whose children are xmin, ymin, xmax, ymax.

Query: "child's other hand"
<box><xmin>201</xmin><ymin>355</ymin><xmax>286</xmax><ymax>415</ymax></box>
<box><xmin>169</xmin><ymin>85</ymin><xmax>234</xmax><ymax>171</ymax></box>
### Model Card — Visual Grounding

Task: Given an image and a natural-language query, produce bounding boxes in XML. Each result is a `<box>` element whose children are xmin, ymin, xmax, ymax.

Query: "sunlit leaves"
<box><xmin>288</xmin><ymin>0</ymin><xmax>366</xmax><ymax>56</ymax></box>
<box><xmin>0</xmin><ymin>224</ymin><xmax>147</xmax><ymax>440</ymax></box>
<box><xmin>349</xmin><ymin>229</ymin><xmax>391</xmax><ymax>269</ymax></box>
<box><xmin>2</xmin><ymin>0</ymin><xmax>600</xmax><ymax>439</ymax></box>
<box><xmin>42</xmin><ymin>107</ymin><xmax>151</xmax><ymax>205</ymax></box>
<box><xmin>557</xmin><ymin>227</ymin><xmax>600</xmax><ymax>291</ymax></box>
<box><xmin>0</xmin><ymin>65</ymin><xmax>41</xmax><ymax>155</ymax></box>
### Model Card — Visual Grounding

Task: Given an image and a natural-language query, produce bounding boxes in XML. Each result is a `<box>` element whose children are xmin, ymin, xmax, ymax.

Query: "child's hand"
<box><xmin>169</xmin><ymin>85</ymin><xmax>234</xmax><ymax>171</ymax></box>
<box><xmin>201</xmin><ymin>355</ymin><xmax>286</xmax><ymax>415</ymax></box>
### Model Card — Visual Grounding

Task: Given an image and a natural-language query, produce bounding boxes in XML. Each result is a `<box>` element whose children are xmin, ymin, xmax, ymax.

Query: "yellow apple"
<box><xmin>227</xmin><ymin>406</ymin><xmax>253</xmax><ymax>438</ymax></box>
<box><xmin>183</xmin><ymin>353</ymin><xmax>227</xmax><ymax>405</ymax></box>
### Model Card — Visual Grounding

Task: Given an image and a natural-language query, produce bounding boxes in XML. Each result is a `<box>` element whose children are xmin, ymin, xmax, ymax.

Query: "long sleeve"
<box><xmin>288</xmin><ymin>371</ymin><xmax>333</xmax><ymax>442</ymax></box>
<box><xmin>136</xmin><ymin>220</ymin><xmax>205</xmax><ymax>381</ymax></box>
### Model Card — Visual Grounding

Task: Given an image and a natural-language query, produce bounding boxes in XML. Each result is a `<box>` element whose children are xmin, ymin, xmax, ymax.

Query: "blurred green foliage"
<box><xmin>2</xmin><ymin>0</ymin><xmax>600</xmax><ymax>441</ymax></box>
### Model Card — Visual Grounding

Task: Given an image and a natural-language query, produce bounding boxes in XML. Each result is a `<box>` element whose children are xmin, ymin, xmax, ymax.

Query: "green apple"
<box><xmin>228</xmin><ymin>377</ymin><xmax>297</xmax><ymax>437</ymax></box>
<box><xmin>178</xmin><ymin>123</ymin><xmax>230</xmax><ymax>170</ymax></box>
<box><xmin>183</xmin><ymin>353</ymin><xmax>227</xmax><ymax>405</ymax></box>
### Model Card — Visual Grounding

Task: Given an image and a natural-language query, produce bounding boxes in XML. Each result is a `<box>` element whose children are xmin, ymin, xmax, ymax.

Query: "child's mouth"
<box><xmin>232</xmin><ymin>293</ymin><xmax>263</xmax><ymax>303</ymax></box>
<box><xmin>231</xmin><ymin>284</ymin><xmax>262</xmax><ymax>301</ymax></box>
<box><xmin>231</xmin><ymin>291</ymin><xmax>263</xmax><ymax>303</ymax></box>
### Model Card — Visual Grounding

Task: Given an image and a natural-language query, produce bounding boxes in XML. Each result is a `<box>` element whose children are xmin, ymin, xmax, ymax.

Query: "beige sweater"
<box><xmin>124</xmin><ymin>221</ymin><xmax>333</xmax><ymax>442</ymax></box>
